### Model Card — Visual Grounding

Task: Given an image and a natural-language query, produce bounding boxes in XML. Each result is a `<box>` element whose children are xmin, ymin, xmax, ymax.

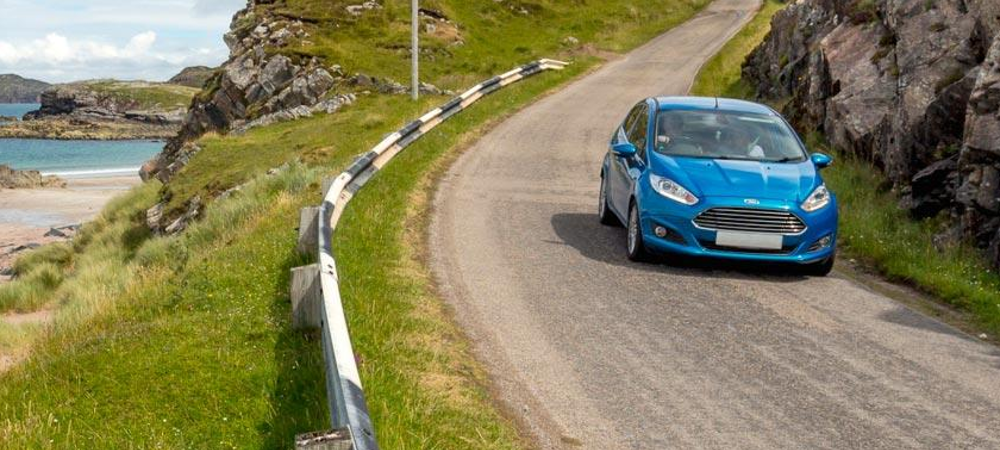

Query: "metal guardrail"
<box><xmin>291</xmin><ymin>58</ymin><xmax>568</xmax><ymax>450</ymax></box>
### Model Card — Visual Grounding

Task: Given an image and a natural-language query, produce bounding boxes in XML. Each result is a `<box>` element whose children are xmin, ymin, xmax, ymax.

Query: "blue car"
<box><xmin>598</xmin><ymin>97</ymin><xmax>837</xmax><ymax>275</ymax></box>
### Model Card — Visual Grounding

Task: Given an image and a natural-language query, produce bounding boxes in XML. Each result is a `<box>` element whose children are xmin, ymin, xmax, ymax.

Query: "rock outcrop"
<box><xmin>140</xmin><ymin>1</ymin><xmax>451</xmax><ymax>233</ymax></box>
<box><xmin>0</xmin><ymin>74</ymin><xmax>50</xmax><ymax>103</ymax></box>
<box><xmin>140</xmin><ymin>1</ymin><xmax>451</xmax><ymax>187</ymax></box>
<box><xmin>743</xmin><ymin>0</ymin><xmax>1000</xmax><ymax>267</ymax></box>
<box><xmin>140</xmin><ymin>5</ymin><xmax>340</xmax><ymax>184</ymax></box>
<box><xmin>1</xmin><ymin>81</ymin><xmax>197</xmax><ymax>140</ymax></box>
<box><xmin>0</xmin><ymin>165</ymin><xmax>65</xmax><ymax>189</ymax></box>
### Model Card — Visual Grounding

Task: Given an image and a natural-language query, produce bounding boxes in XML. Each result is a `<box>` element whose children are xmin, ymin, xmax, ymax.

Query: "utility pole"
<box><xmin>411</xmin><ymin>0</ymin><xmax>419</xmax><ymax>100</ymax></box>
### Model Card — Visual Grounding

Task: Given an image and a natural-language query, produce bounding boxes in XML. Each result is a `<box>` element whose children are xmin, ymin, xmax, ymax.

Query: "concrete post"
<box><xmin>290</xmin><ymin>264</ymin><xmax>322</xmax><ymax>330</ymax></box>
<box><xmin>297</xmin><ymin>206</ymin><xmax>321</xmax><ymax>256</ymax></box>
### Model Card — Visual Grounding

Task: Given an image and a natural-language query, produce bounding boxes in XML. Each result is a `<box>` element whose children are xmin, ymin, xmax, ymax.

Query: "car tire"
<box><xmin>626</xmin><ymin>202</ymin><xmax>652</xmax><ymax>262</ymax></box>
<box><xmin>598</xmin><ymin>174</ymin><xmax>620</xmax><ymax>226</ymax></box>
<box><xmin>805</xmin><ymin>253</ymin><xmax>835</xmax><ymax>276</ymax></box>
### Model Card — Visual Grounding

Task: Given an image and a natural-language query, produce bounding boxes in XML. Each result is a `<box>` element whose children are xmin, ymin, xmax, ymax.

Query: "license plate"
<box><xmin>715</xmin><ymin>231</ymin><xmax>783</xmax><ymax>250</ymax></box>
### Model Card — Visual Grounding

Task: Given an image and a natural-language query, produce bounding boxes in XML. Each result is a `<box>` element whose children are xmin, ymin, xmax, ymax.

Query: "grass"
<box><xmin>71</xmin><ymin>80</ymin><xmax>198</xmax><ymax>110</ymax></box>
<box><xmin>0</xmin><ymin>165</ymin><xmax>328</xmax><ymax>448</ymax></box>
<box><xmin>690</xmin><ymin>0</ymin><xmax>785</xmax><ymax>99</ymax></box>
<box><xmin>273</xmin><ymin>0</ymin><xmax>711</xmax><ymax>89</ymax></box>
<box><xmin>692</xmin><ymin>0</ymin><xmax>1000</xmax><ymax>335</ymax></box>
<box><xmin>0</xmin><ymin>0</ymin><xmax>714</xmax><ymax>447</ymax></box>
<box><xmin>810</xmin><ymin>134</ymin><xmax>1000</xmax><ymax>333</ymax></box>
<box><xmin>161</xmin><ymin>95</ymin><xmax>445</xmax><ymax>214</ymax></box>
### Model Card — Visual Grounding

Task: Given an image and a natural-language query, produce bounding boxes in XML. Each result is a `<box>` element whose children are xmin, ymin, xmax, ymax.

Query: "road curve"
<box><xmin>429</xmin><ymin>1</ymin><xmax>1000</xmax><ymax>448</ymax></box>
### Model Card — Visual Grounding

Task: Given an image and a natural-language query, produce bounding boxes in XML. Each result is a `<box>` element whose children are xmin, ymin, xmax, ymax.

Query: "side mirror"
<box><xmin>811</xmin><ymin>153</ymin><xmax>833</xmax><ymax>169</ymax></box>
<box><xmin>612</xmin><ymin>142</ymin><xmax>637</xmax><ymax>157</ymax></box>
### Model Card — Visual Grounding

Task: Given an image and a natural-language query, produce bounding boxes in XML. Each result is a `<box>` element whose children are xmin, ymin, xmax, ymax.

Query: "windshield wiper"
<box><xmin>768</xmin><ymin>157</ymin><xmax>802</xmax><ymax>163</ymax></box>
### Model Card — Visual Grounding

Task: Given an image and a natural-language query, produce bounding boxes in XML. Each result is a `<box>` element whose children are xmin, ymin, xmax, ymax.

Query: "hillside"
<box><xmin>0</xmin><ymin>0</ymin><xmax>712</xmax><ymax>448</ymax></box>
<box><xmin>0</xmin><ymin>80</ymin><xmax>199</xmax><ymax>140</ymax></box>
<box><xmin>168</xmin><ymin>66</ymin><xmax>217</xmax><ymax>88</ymax></box>
<box><xmin>0</xmin><ymin>74</ymin><xmax>50</xmax><ymax>103</ymax></box>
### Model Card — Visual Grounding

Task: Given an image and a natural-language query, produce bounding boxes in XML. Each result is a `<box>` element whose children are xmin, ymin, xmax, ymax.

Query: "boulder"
<box><xmin>0</xmin><ymin>165</ymin><xmax>66</xmax><ymax>189</ymax></box>
<box><xmin>904</xmin><ymin>155</ymin><xmax>959</xmax><ymax>218</ymax></box>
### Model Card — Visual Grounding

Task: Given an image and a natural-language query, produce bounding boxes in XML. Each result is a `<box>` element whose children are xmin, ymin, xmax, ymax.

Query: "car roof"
<box><xmin>652</xmin><ymin>96</ymin><xmax>777</xmax><ymax>116</ymax></box>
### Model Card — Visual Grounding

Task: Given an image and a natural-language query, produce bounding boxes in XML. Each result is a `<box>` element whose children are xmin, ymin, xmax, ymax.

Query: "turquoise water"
<box><xmin>0</xmin><ymin>139</ymin><xmax>163</xmax><ymax>178</ymax></box>
<box><xmin>0</xmin><ymin>103</ymin><xmax>39</xmax><ymax>119</ymax></box>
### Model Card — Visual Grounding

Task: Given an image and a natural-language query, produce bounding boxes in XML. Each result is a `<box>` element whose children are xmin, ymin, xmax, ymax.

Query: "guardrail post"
<box><xmin>297</xmin><ymin>206</ymin><xmax>321</xmax><ymax>256</ymax></box>
<box><xmin>290</xmin><ymin>264</ymin><xmax>322</xmax><ymax>329</ymax></box>
<box><xmin>295</xmin><ymin>428</ymin><xmax>353</xmax><ymax>449</ymax></box>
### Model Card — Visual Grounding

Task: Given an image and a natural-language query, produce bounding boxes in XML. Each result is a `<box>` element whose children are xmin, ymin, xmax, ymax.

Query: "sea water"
<box><xmin>0</xmin><ymin>103</ymin><xmax>163</xmax><ymax>178</ymax></box>
<box><xmin>0</xmin><ymin>138</ymin><xmax>163</xmax><ymax>178</ymax></box>
<box><xmin>0</xmin><ymin>103</ymin><xmax>40</xmax><ymax>120</ymax></box>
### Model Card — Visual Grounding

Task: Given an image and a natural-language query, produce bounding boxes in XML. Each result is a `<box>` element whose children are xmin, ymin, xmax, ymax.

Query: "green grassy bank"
<box><xmin>0</xmin><ymin>0</ymin><xmax>711</xmax><ymax>448</ymax></box>
<box><xmin>79</xmin><ymin>80</ymin><xmax>200</xmax><ymax>110</ymax></box>
<box><xmin>691</xmin><ymin>0</ymin><xmax>1000</xmax><ymax>335</ymax></box>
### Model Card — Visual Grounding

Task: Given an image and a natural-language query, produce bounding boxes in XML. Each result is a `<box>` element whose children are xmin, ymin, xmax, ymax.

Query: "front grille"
<box><xmin>694</xmin><ymin>207</ymin><xmax>806</xmax><ymax>234</ymax></box>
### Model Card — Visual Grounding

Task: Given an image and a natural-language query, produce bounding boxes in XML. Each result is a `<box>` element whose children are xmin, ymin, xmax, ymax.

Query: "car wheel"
<box><xmin>598</xmin><ymin>174</ymin><xmax>620</xmax><ymax>226</ymax></box>
<box><xmin>805</xmin><ymin>253</ymin><xmax>835</xmax><ymax>276</ymax></box>
<box><xmin>626</xmin><ymin>202</ymin><xmax>652</xmax><ymax>262</ymax></box>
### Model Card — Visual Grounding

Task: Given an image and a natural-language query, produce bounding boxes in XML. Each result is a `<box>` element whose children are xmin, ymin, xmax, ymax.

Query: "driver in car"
<box><xmin>722</xmin><ymin>127</ymin><xmax>765</xmax><ymax>159</ymax></box>
<box><xmin>657</xmin><ymin>113</ymin><xmax>701</xmax><ymax>155</ymax></box>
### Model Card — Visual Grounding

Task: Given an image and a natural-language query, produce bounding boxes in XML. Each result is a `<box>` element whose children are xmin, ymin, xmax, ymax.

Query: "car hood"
<box><xmin>653</xmin><ymin>155</ymin><xmax>818</xmax><ymax>202</ymax></box>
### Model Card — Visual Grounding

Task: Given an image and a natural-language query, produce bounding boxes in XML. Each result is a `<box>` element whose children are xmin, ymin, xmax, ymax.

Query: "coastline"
<box><xmin>0</xmin><ymin>118</ymin><xmax>179</xmax><ymax>141</ymax></box>
<box><xmin>0</xmin><ymin>175</ymin><xmax>140</xmax><ymax>282</ymax></box>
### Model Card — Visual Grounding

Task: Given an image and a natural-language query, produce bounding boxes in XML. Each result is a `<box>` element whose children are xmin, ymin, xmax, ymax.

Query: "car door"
<box><xmin>609</xmin><ymin>102</ymin><xmax>649</xmax><ymax>214</ymax></box>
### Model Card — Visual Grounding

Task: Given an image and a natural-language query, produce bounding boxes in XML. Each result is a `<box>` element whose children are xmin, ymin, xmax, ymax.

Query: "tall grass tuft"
<box><xmin>12</xmin><ymin>243</ymin><xmax>74</xmax><ymax>275</ymax></box>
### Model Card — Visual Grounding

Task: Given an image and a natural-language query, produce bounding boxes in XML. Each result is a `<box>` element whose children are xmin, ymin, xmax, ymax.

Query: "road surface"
<box><xmin>430</xmin><ymin>1</ymin><xmax>1000</xmax><ymax>448</ymax></box>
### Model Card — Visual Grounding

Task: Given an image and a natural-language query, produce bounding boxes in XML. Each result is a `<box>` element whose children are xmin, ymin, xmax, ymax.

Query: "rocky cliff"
<box><xmin>0</xmin><ymin>74</ymin><xmax>50</xmax><ymax>103</ymax></box>
<box><xmin>0</xmin><ymin>81</ymin><xmax>198</xmax><ymax>140</ymax></box>
<box><xmin>139</xmin><ymin>0</ymin><xmax>448</xmax><ymax>188</ymax></box>
<box><xmin>743</xmin><ymin>0</ymin><xmax>1000</xmax><ymax>267</ymax></box>
<box><xmin>140</xmin><ymin>3</ymin><xmax>354</xmax><ymax>186</ymax></box>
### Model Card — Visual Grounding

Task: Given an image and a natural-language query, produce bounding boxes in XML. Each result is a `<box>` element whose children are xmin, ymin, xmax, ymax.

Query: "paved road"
<box><xmin>429</xmin><ymin>1</ymin><xmax>1000</xmax><ymax>448</ymax></box>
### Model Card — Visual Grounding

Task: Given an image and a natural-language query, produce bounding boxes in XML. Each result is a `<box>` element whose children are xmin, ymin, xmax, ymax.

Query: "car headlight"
<box><xmin>649</xmin><ymin>174</ymin><xmax>698</xmax><ymax>205</ymax></box>
<box><xmin>801</xmin><ymin>184</ymin><xmax>831</xmax><ymax>212</ymax></box>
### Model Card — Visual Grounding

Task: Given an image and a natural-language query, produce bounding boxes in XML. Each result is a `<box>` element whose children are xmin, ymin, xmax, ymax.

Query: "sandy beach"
<box><xmin>0</xmin><ymin>176</ymin><xmax>139</xmax><ymax>281</ymax></box>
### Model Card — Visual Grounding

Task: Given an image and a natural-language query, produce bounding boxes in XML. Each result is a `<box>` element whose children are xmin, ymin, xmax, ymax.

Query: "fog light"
<box><xmin>654</xmin><ymin>226</ymin><xmax>667</xmax><ymax>238</ymax></box>
<box><xmin>809</xmin><ymin>235</ymin><xmax>832</xmax><ymax>252</ymax></box>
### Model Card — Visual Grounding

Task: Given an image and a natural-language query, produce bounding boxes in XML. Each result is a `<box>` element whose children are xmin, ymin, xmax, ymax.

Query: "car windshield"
<box><xmin>653</xmin><ymin>109</ymin><xmax>808</xmax><ymax>163</ymax></box>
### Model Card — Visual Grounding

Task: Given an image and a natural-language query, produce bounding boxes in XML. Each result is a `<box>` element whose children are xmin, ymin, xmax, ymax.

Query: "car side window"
<box><xmin>627</xmin><ymin>104</ymin><xmax>649</xmax><ymax>159</ymax></box>
<box><xmin>620</xmin><ymin>104</ymin><xmax>643</xmax><ymax>143</ymax></box>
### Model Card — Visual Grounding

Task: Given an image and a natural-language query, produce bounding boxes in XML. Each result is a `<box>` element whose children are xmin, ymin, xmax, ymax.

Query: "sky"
<box><xmin>0</xmin><ymin>0</ymin><xmax>246</xmax><ymax>83</ymax></box>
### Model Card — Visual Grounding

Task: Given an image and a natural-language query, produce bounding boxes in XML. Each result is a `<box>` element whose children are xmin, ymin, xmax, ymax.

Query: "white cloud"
<box><xmin>0</xmin><ymin>32</ymin><xmax>159</xmax><ymax>65</ymax></box>
<box><xmin>0</xmin><ymin>0</ymin><xmax>243</xmax><ymax>82</ymax></box>
<box><xmin>0</xmin><ymin>31</ymin><xmax>229</xmax><ymax>82</ymax></box>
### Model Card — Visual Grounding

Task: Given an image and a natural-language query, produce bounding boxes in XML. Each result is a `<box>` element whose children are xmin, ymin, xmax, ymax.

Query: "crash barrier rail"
<box><xmin>290</xmin><ymin>58</ymin><xmax>568</xmax><ymax>450</ymax></box>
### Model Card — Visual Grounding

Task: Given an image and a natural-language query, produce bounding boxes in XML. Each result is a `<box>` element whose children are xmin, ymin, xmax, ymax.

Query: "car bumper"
<box><xmin>638</xmin><ymin>195</ymin><xmax>838</xmax><ymax>264</ymax></box>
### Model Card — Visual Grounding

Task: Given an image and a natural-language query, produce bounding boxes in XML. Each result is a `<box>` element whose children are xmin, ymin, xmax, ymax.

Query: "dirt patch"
<box><xmin>2</xmin><ymin>309</ymin><xmax>54</xmax><ymax>326</ymax></box>
<box><xmin>565</xmin><ymin>43</ymin><xmax>620</xmax><ymax>62</ymax></box>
